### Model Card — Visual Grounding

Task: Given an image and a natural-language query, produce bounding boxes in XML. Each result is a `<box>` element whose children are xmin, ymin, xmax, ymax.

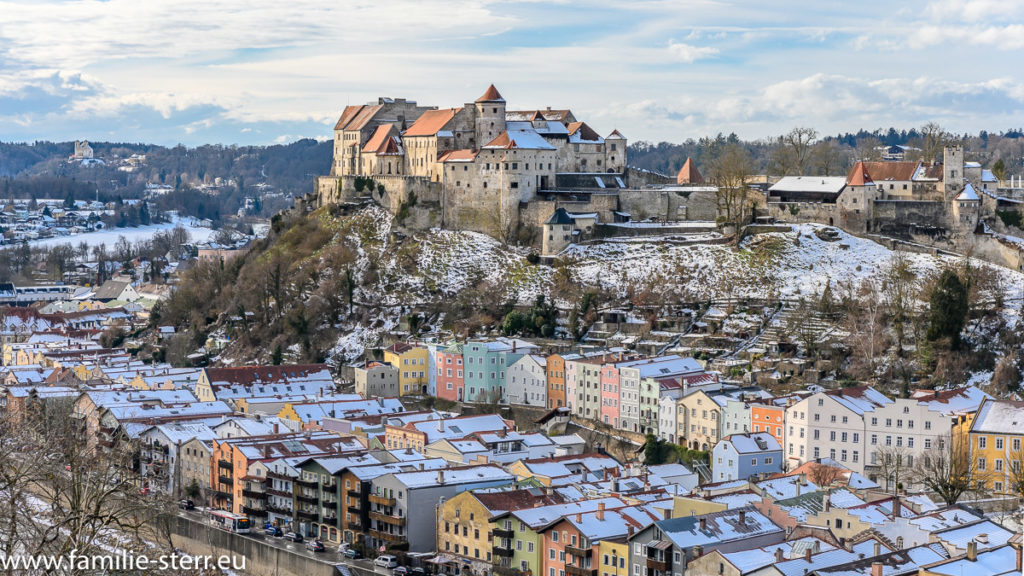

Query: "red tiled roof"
<box><xmin>484</xmin><ymin>132</ymin><xmax>517</xmax><ymax>149</ymax></box>
<box><xmin>676</xmin><ymin>158</ymin><xmax>704</xmax><ymax>185</ymax></box>
<box><xmin>846</xmin><ymin>161</ymin><xmax>873</xmax><ymax>186</ymax></box>
<box><xmin>473</xmin><ymin>488</ymin><xmax>565</xmax><ymax>513</ymax></box>
<box><xmin>385</xmin><ymin>342</ymin><xmax>416</xmax><ymax>354</ymax></box>
<box><xmin>858</xmin><ymin>161</ymin><xmax>919</xmax><ymax>182</ymax></box>
<box><xmin>607</xmin><ymin>129</ymin><xmax>625</xmax><ymax>139</ymax></box>
<box><xmin>378</xmin><ymin>137</ymin><xmax>403</xmax><ymax>155</ymax></box>
<box><xmin>476</xmin><ymin>84</ymin><xmax>505</xmax><ymax>103</ymax></box>
<box><xmin>404</xmin><ymin>108</ymin><xmax>458</xmax><ymax>137</ymax></box>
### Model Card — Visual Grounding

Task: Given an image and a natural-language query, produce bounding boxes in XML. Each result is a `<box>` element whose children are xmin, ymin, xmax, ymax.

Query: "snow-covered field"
<box><xmin>28</xmin><ymin>218</ymin><xmax>216</xmax><ymax>249</ymax></box>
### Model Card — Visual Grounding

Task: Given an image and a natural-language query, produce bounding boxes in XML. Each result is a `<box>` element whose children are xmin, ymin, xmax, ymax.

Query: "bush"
<box><xmin>526</xmin><ymin>252</ymin><xmax>540</xmax><ymax>264</ymax></box>
<box><xmin>998</xmin><ymin>210</ymin><xmax>1022</xmax><ymax>229</ymax></box>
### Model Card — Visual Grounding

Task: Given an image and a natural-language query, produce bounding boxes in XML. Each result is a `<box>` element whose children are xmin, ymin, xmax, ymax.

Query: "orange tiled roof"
<box><xmin>846</xmin><ymin>161</ymin><xmax>873</xmax><ymax>186</ymax></box>
<box><xmin>484</xmin><ymin>132</ymin><xmax>517</xmax><ymax>149</ymax></box>
<box><xmin>362</xmin><ymin>125</ymin><xmax>394</xmax><ymax>153</ymax></box>
<box><xmin>676</xmin><ymin>158</ymin><xmax>704</xmax><ymax>185</ymax></box>
<box><xmin>476</xmin><ymin>84</ymin><xmax>505</xmax><ymax>102</ymax></box>
<box><xmin>334</xmin><ymin>105</ymin><xmax>365</xmax><ymax>131</ymax></box>
<box><xmin>344</xmin><ymin>104</ymin><xmax>384</xmax><ymax>132</ymax></box>
<box><xmin>404</xmin><ymin>108</ymin><xmax>458</xmax><ymax>137</ymax></box>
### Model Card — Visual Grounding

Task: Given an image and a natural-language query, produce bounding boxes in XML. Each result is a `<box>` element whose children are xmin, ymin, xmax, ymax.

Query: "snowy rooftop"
<box><xmin>390</xmin><ymin>465</ymin><xmax>513</xmax><ymax>488</ymax></box>
<box><xmin>769</xmin><ymin>176</ymin><xmax>846</xmax><ymax>194</ymax></box>
<box><xmin>721</xmin><ymin>432</ymin><xmax>782</xmax><ymax>454</ymax></box>
<box><xmin>971</xmin><ymin>399</ymin><xmax>1024</xmax><ymax>433</ymax></box>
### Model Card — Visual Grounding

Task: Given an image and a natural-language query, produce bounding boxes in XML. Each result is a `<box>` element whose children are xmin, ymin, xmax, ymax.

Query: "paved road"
<box><xmin>176</xmin><ymin>507</ymin><xmax>392</xmax><ymax>575</ymax></box>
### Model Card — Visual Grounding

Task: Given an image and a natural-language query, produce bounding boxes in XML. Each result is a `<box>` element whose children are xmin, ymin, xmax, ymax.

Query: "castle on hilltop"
<box><xmin>315</xmin><ymin>86</ymin><xmax>680</xmax><ymax>244</ymax></box>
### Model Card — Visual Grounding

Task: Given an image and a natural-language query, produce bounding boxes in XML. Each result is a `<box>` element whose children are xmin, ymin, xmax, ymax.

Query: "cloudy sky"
<box><xmin>1</xmin><ymin>0</ymin><xmax>1022</xmax><ymax>146</ymax></box>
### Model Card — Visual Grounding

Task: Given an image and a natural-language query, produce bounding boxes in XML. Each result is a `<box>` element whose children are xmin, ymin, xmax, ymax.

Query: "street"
<box><xmin>176</xmin><ymin>507</ymin><xmax>387</xmax><ymax>575</ymax></box>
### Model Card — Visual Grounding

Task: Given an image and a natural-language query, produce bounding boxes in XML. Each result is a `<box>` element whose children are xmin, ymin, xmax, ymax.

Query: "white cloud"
<box><xmin>666</xmin><ymin>41</ymin><xmax>719</xmax><ymax>63</ymax></box>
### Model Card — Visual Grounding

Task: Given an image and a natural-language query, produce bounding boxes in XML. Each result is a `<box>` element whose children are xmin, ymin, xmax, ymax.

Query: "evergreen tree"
<box><xmin>927</xmin><ymin>269</ymin><xmax>968</xmax><ymax>348</ymax></box>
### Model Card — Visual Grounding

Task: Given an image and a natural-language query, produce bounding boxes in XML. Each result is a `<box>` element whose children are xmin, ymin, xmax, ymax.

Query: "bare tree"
<box><xmin>871</xmin><ymin>444</ymin><xmax>912</xmax><ymax>494</ymax></box>
<box><xmin>807</xmin><ymin>461</ymin><xmax>843</xmax><ymax>487</ymax></box>
<box><xmin>916</xmin><ymin>122</ymin><xmax>951</xmax><ymax>164</ymax></box>
<box><xmin>774</xmin><ymin>127</ymin><xmax>819</xmax><ymax>175</ymax></box>
<box><xmin>882</xmin><ymin>251</ymin><xmax>916</xmax><ymax>352</ymax></box>
<box><xmin>855</xmin><ymin>136</ymin><xmax>883</xmax><ymax>162</ymax></box>
<box><xmin>844</xmin><ymin>279</ymin><xmax>891</xmax><ymax>381</ymax></box>
<box><xmin>910</xmin><ymin>432</ymin><xmax>990</xmax><ymax>505</ymax></box>
<box><xmin>706</xmin><ymin>142</ymin><xmax>755</xmax><ymax>234</ymax></box>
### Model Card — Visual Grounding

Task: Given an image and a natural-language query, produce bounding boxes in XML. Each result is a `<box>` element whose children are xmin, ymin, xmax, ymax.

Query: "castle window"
<box><xmin>512</xmin><ymin>163</ymin><xmax>518</xmax><ymax>169</ymax></box>
<box><xmin>486</xmin><ymin>163</ymin><xmax>490</xmax><ymax>170</ymax></box>
<box><xmin>493</xmin><ymin>108</ymin><xmax>497</xmax><ymax>113</ymax></box>
<box><xmin>464</xmin><ymin>166</ymin><xmax>468</xmax><ymax>171</ymax></box>
<box><xmin>611</xmin><ymin>144</ymin><xmax>617</xmax><ymax>151</ymax></box>
<box><xmin>490</xmin><ymin>122</ymin><xmax>494</xmax><ymax>127</ymax></box>
<box><xmin>483</xmin><ymin>182</ymin><xmax>488</xmax><ymax>188</ymax></box>
<box><xmin>597</xmin><ymin>160</ymin><xmax>602</xmax><ymax>166</ymax></box>
<box><xmin>511</xmin><ymin>182</ymin><xmax>519</xmax><ymax>189</ymax></box>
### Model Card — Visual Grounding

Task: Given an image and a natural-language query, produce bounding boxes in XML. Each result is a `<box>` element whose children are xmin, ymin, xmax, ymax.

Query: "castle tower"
<box><xmin>943</xmin><ymin>145</ymin><xmax>964</xmax><ymax>203</ymax></box>
<box><xmin>542</xmin><ymin>208</ymin><xmax>575</xmax><ymax>257</ymax></box>
<box><xmin>474</xmin><ymin>85</ymin><xmax>506</xmax><ymax>148</ymax></box>
<box><xmin>605</xmin><ymin>130</ymin><xmax>627</xmax><ymax>173</ymax></box>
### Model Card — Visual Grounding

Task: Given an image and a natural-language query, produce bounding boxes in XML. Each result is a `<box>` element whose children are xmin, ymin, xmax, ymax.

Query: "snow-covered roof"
<box><xmin>721</xmin><ymin>432</ymin><xmax>781</xmax><ymax>454</ymax></box>
<box><xmin>769</xmin><ymin>176</ymin><xmax>846</xmax><ymax>194</ymax></box>
<box><xmin>655</xmin><ymin>508</ymin><xmax>783</xmax><ymax>548</ymax></box>
<box><xmin>390</xmin><ymin>464</ymin><xmax>513</xmax><ymax>489</ymax></box>
<box><xmin>956</xmin><ymin>182</ymin><xmax>980</xmax><ymax>201</ymax></box>
<box><xmin>970</xmin><ymin>399</ymin><xmax>1024</xmax><ymax>434</ymax></box>
<box><xmin>923</xmin><ymin>544</ymin><xmax>1016</xmax><ymax>576</ymax></box>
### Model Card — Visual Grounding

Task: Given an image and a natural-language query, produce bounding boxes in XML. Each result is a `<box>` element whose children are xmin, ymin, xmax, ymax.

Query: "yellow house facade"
<box><xmin>598</xmin><ymin>538</ymin><xmax>629</xmax><ymax>576</ymax></box>
<box><xmin>437</xmin><ymin>490</ymin><xmax>495</xmax><ymax>569</ymax></box>
<box><xmin>962</xmin><ymin>399</ymin><xmax>1024</xmax><ymax>495</ymax></box>
<box><xmin>383</xmin><ymin>342</ymin><xmax>428</xmax><ymax>395</ymax></box>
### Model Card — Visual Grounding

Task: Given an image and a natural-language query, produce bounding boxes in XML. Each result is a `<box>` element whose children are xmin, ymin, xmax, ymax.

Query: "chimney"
<box><xmin>870</xmin><ymin>563</ymin><xmax>882</xmax><ymax>576</ymax></box>
<box><xmin>273</xmin><ymin>423</ymin><xmax>279</xmax><ymax>434</ymax></box>
<box><xmin>699</xmin><ymin>517</ymin><xmax>707</xmax><ymax>531</ymax></box>
<box><xmin>800</xmin><ymin>473</ymin><xmax>807</xmax><ymax>486</ymax></box>
<box><xmin>873</xmin><ymin>542</ymin><xmax>881</xmax><ymax>556</ymax></box>
<box><xmin>597</xmin><ymin>504</ymin><xmax>605</xmax><ymax>521</ymax></box>
<box><xmin>891</xmin><ymin>496</ymin><xmax>900</xmax><ymax>518</ymax></box>
<box><xmin>967</xmin><ymin>541</ymin><xmax>977</xmax><ymax>561</ymax></box>
<box><xmin>576</xmin><ymin>513</ymin><xmax>582</xmax><ymax>522</ymax></box>
<box><xmin>694</xmin><ymin>545</ymin><xmax>704</xmax><ymax>558</ymax></box>
<box><xmin>823</xmin><ymin>493</ymin><xmax>830</xmax><ymax>512</ymax></box>
<box><xmin>436</xmin><ymin>470</ymin><xmax>444</xmax><ymax>484</ymax></box>
<box><xmin>1016</xmin><ymin>544</ymin><xmax>1022</xmax><ymax>571</ymax></box>
<box><xmin>438</xmin><ymin>419</ymin><xmax>445</xmax><ymax>432</ymax></box>
<box><xmin>738</xmin><ymin>510</ymin><xmax>746</xmax><ymax>524</ymax></box>
<box><xmin>774</xmin><ymin>549</ymin><xmax>784</xmax><ymax>562</ymax></box>
<box><xmin>795</xmin><ymin>480</ymin><xmax>801</xmax><ymax>498</ymax></box>
<box><xmin>804</xmin><ymin>548</ymin><xmax>812</xmax><ymax>563</ymax></box>
<box><xmin>628</xmin><ymin>525</ymin><xmax>634</xmax><ymax>538</ymax></box>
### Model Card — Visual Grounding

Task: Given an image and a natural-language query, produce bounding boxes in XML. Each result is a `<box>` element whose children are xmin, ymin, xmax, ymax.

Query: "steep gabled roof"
<box><xmin>846</xmin><ymin>161</ymin><xmax>874</xmax><ymax>186</ymax></box>
<box><xmin>404</xmin><ymin>108</ymin><xmax>458</xmax><ymax>137</ymax></box>
<box><xmin>859</xmin><ymin>161</ymin><xmax>920</xmax><ymax>182</ymax></box>
<box><xmin>566</xmin><ymin>121</ymin><xmax>602</xmax><ymax>143</ymax></box>
<box><xmin>438</xmin><ymin>149</ymin><xmax>477</xmax><ymax>163</ymax></box>
<box><xmin>334</xmin><ymin>105</ymin><xmax>365</xmax><ymax>130</ymax></box>
<box><xmin>545</xmin><ymin>208</ymin><xmax>573</xmax><ymax>225</ymax></box>
<box><xmin>476</xmin><ymin>84</ymin><xmax>505</xmax><ymax>103</ymax></box>
<box><xmin>677</xmin><ymin>158</ymin><xmax>704</xmax><ymax>185</ymax></box>
<box><xmin>607</xmin><ymin>129</ymin><xmax>625</xmax><ymax>139</ymax></box>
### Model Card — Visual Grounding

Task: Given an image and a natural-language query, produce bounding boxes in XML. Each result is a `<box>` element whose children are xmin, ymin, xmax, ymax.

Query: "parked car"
<box><xmin>410</xmin><ymin>567</ymin><xmax>427</xmax><ymax>576</ymax></box>
<box><xmin>394</xmin><ymin>567</ymin><xmax>409</xmax><ymax>576</ymax></box>
<box><xmin>306</xmin><ymin>540</ymin><xmax>326</xmax><ymax>553</ymax></box>
<box><xmin>283</xmin><ymin>532</ymin><xmax>304</xmax><ymax>543</ymax></box>
<box><xmin>375</xmin><ymin>555</ymin><xmax>399</xmax><ymax>569</ymax></box>
<box><xmin>265</xmin><ymin>525</ymin><xmax>283</xmax><ymax>537</ymax></box>
<box><xmin>342</xmin><ymin>548</ymin><xmax>362</xmax><ymax>559</ymax></box>
<box><xmin>177</xmin><ymin>499</ymin><xmax>194</xmax><ymax>510</ymax></box>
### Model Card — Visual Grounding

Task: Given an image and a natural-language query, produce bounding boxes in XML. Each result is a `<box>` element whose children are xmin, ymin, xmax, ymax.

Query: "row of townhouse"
<box><xmin>429</xmin><ymin>451</ymin><xmax>1024</xmax><ymax>576</ymax></box>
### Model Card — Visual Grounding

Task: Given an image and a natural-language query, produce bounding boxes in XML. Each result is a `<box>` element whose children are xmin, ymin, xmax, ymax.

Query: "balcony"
<box><xmin>370</xmin><ymin>511</ymin><xmax>406</xmax><ymax>526</ymax></box>
<box><xmin>242</xmin><ymin>489</ymin><xmax>266</xmax><ymax>499</ymax></box>
<box><xmin>322</xmin><ymin>514</ymin><xmax>338</xmax><ymax>523</ymax></box>
<box><xmin>242</xmin><ymin>505</ymin><xmax>267</xmax><ymax>517</ymax></box>
<box><xmin>266</xmin><ymin>470</ymin><xmax>292</xmax><ymax>481</ymax></box>
<box><xmin>565</xmin><ymin>566</ymin><xmax>596</xmax><ymax>576</ymax></box>
<box><xmin>347</xmin><ymin>505</ymin><xmax>361</xmax><ymax>515</ymax></box>
<box><xmin>369</xmin><ymin>494</ymin><xmax>396</xmax><ymax>507</ymax></box>
<box><xmin>217</xmin><ymin>459</ymin><xmax>232</xmax><ymax>470</ymax></box>
<box><xmin>267</xmin><ymin>488</ymin><xmax>291</xmax><ymax>498</ymax></box>
<box><xmin>297</xmin><ymin>494</ymin><xmax>319</xmax><ymax>505</ymax></box>
<box><xmin>349</xmin><ymin>521</ymin><xmax>364</xmax><ymax>532</ymax></box>
<box><xmin>494</xmin><ymin>547</ymin><xmax>514</xmax><ymax>558</ymax></box>
<box><xmin>295</xmin><ymin>478</ymin><xmax>317</xmax><ymax>489</ymax></box>
<box><xmin>297</xmin><ymin>510</ymin><xmax>318</xmax><ymax>521</ymax></box>
<box><xmin>369</xmin><ymin>529</ymin><xmax>404</xmax><ymax>543</ymax></box>
<box><xmin>347</xmin><ymin>489</ymin><xmax>361</xmax><ymax>499</ymax></box>
<box><xmin>493</xmin><ymin>528</ymin><xmax>514</xmax><ymax>539</ymax></box>
<box><xmin>266</xmin><ymin>503</ymin><xmax>291</xmax><ymax>514</ymax></box>
<box><xmin>646</xmin><ymin>559</ymin><xmax>669</xmax><ymax>572</ymax></box>
<box><xmin>565</xmin><ymin>545</ymin><xmax>592</xmax><ymax>558</ymax></box>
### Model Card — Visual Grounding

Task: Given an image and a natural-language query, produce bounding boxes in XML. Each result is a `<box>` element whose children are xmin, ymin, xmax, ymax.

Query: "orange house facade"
<box><xmin>750</xmin><ymin>403</ymin><xmax>786</xmax><ymax>448</ymax></box>
<box><xmin>547</xmin><ymin>354</ymin><xmax>567</xmax><ymax>409</ymax></box>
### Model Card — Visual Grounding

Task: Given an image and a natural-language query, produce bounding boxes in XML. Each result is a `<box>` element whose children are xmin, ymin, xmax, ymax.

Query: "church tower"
<box><xmin>474</xmin><ymin>85</ymin><xmax>506</xmax><ymax>147</ymax></box>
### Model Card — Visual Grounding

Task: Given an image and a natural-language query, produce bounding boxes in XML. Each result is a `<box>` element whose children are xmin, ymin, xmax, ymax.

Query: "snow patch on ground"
<box><xmin>29</xmin><ymin>217</ymin><xmax>216</xmax><ymax>249</ymax></box>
